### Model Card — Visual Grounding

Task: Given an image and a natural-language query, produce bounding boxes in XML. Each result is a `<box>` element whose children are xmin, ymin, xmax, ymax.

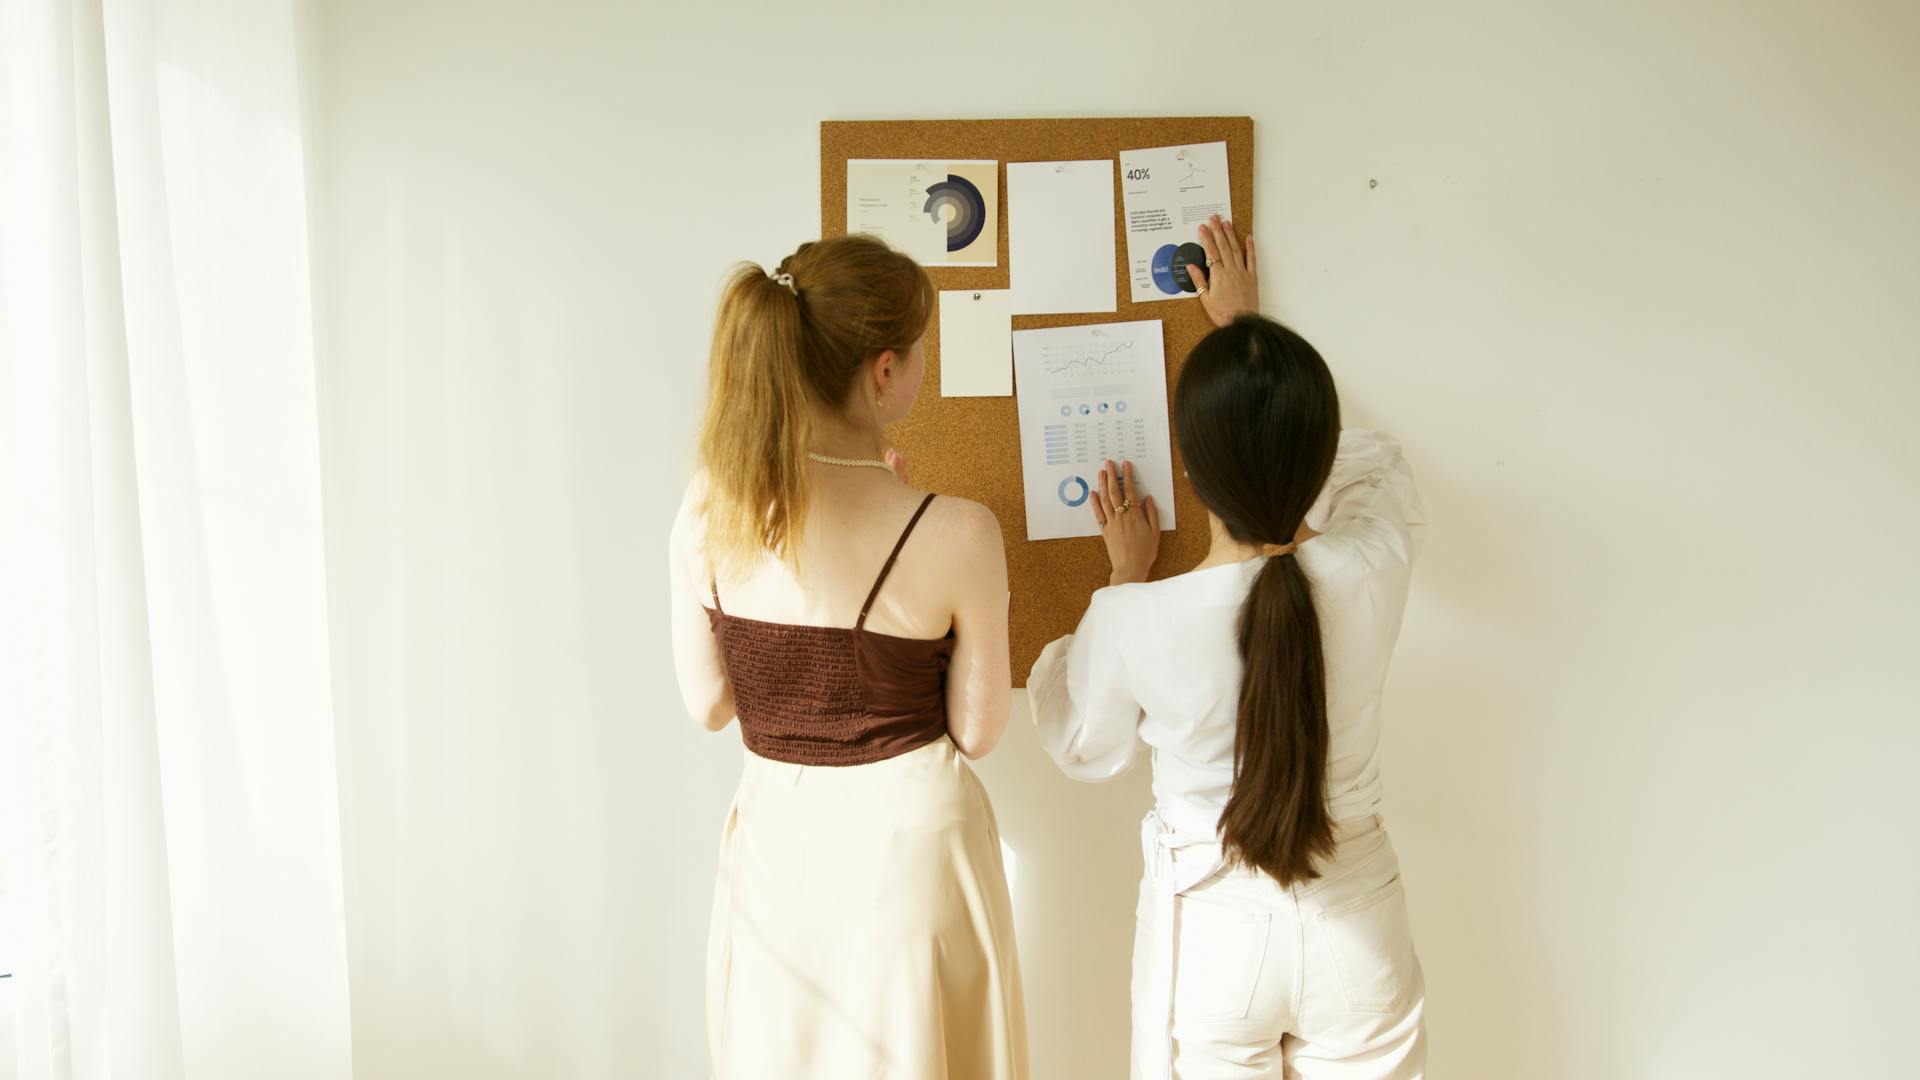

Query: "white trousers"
<box><xmin>1130</xmin><ymin>816</ymin><xmax>1426</xmax><ymax>1080</ymax></box>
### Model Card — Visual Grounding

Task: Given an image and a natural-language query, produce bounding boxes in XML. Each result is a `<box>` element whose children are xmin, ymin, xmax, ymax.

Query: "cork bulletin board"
<box><xmin>821</xmin><ymin>117</ymin><xmax>1255</xmax><ymax>685</ymax></box>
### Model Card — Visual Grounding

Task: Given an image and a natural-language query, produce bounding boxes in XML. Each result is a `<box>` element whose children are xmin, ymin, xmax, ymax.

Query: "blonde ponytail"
<box><xmin>697</xmin><ymin>236</ymin><xmax>934</xmax><ymax>576</ymax></box>
<box><xmin>699</xmin><ymin>266</ymin><xmax>813</xmax><ymax>574</ymax></box>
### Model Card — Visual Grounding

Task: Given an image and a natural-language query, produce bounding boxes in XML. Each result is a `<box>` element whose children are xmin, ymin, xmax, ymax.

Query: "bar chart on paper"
<box><xmin>1013</xmin><ymin>320</ymin><xmax>1177</xmax><ymax>541</ymax></box>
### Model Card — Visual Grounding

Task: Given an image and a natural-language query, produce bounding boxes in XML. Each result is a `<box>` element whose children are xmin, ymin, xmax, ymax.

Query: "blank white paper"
<box><xmin>1007</xmin><ymin>160</ymin><xmax>1117</xmax><ymax>315</ymax></box>
<box><xmin>939</xmin><ymin>289</ymin><xmax>1013</xmax><ymax>397</ymax></box>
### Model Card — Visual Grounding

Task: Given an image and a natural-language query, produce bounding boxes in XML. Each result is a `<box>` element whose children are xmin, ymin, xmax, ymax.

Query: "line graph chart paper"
<box><xmin>1041</xmin><ymin>336</ymin><xmax>1139</xmax><ymax>377</ymax></box>
<box><xmin>1013</xmin><ymin>320</ymin><xmax>1177</xmax><ymax>541</ymax></box>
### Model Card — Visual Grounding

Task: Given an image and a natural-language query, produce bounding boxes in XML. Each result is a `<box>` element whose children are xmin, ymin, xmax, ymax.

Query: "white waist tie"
<box><xmin>1139</xmin><ymin>809</ymin><xmax>1226</xmax><ymax>1080</ymax></box>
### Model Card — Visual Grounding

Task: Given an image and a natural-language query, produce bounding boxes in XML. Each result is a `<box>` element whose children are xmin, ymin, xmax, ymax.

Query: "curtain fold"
<box><xmin>1</xmin><ymin>2</ymin><xmax>352</xmax><ymax>1078</ymax></box>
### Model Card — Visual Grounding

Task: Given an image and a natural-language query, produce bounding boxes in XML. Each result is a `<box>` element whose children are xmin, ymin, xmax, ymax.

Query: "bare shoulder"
<box><xmin>913</xmin><ymin>493</ymin><xmax>1005</xmax><ymax>566</ymax></box>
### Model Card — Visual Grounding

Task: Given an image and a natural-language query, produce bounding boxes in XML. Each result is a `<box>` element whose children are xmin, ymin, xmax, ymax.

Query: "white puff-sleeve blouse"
<box><xmin>1027</xmin><ymin>429</ymin><xmax>1427</xmax><ymax>839</ymax></box>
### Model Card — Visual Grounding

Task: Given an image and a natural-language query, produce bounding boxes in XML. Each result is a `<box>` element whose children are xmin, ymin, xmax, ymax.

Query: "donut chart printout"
<box><xmin>846</xmin><ymin>159</ymin><xmax>999</xmax><ymax>266</ymax></box>
<box><xmin>1012</xmin><ymin>319</ymin><xmax>1177</xmax><ymax>541</ymax></box>
<box><xmin>1119</xmin><ymin>141</ymin><xmax>1232</xmax><ymax>302</ymax></box>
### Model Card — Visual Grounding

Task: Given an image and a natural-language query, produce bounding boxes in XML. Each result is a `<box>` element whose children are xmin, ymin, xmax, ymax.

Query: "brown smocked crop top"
<box><xmin>705</xmin><ymin>494</ymin><xmax>956</xmax><ymax>766</ymax></box>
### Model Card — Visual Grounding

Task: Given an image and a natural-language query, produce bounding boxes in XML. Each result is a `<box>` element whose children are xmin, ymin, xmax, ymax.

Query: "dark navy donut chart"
<box><xmin>1150</xmin><ymin>243</ymin><xmax>1181</xmax><ymax>295</ymax></box>
<box><xmin>924</xmin><ymin>174</ymin><xmax>987</xmax><ymax>253</ymax></box>
<box><xmin>1170</xmin><ymin>242</ymin><xmax>1209</xmax><ymax>292</ymax></box>
<box><xmin>1057</xmin><ymin>475</ymin><xmax>1091</xmax><ymax>507</ymax></box>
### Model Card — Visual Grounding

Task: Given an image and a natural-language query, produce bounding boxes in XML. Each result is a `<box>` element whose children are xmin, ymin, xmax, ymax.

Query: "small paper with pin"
<box><xmin>939</xmin><ymin>289</ymin><xmax>1013</xmax><ymax>397</ymax></box>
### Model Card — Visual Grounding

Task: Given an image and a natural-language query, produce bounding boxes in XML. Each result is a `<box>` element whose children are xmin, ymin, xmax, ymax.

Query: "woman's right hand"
<box><xmin>1091</xmin><ymin>459</ymin><xmax>1160</xmax><ymax>586</ymax></box>
<box><xmin>1186</xmin><ymin>214</ymin><xmax>1259</xmax><ymax>328</ymax></box>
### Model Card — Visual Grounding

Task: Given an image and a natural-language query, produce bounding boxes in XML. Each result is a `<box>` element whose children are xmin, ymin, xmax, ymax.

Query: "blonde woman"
<box><xmin>668</xmin><ymin>235</ymin><xmax>1027</xmax><ymax>1078</ymax></box>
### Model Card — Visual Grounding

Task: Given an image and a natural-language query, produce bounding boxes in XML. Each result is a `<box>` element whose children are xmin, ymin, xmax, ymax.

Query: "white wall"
<box><xmin>313</xmin><ymin>2</ymin><xmax>1920</xmax><ymax>1076</ymax></box>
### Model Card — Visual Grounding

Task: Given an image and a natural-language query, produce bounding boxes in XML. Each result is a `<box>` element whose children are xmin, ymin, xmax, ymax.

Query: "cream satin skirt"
<box><xmin>707</xmin><ymin>736</ymin><xmax>1028</xmax><ymax>1079</ymax></box>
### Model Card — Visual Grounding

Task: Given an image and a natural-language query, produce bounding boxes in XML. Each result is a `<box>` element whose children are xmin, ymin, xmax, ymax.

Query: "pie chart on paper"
<box><xmin>1057</xmin><ymin>475</ymin><xmax>1091</xmax><ymax>508</ymax></box>
<box><xmin>924</xmin><ymin>174</ymin><xmax>989</xmax><ymax>253</ymax></box>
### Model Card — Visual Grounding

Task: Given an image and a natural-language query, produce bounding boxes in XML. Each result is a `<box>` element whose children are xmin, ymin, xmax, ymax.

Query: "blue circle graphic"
<box><xmin>1115</xmin><ymin>400</ymin><xmax>1128</xmax><ymax>412</ymax></box>
<box><xmin>1150</xmin><ymin>243</ymin><xmax>1182</xmax><ymax>295</ymax></box>
<box><xmin>1057</xmin><ymin>475</ymin><xmax>1090</xmax><ymax>507</ymax></box>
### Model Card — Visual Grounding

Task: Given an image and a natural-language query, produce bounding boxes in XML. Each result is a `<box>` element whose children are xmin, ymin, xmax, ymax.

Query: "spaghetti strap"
<box><xmin>856</xmin><ymin>494</ymin><xmax>938</xmax><ymax>630</ymax></box>
<box><xmin>710</xmin><ymin>578</ymin><xmax>722</xmax><ymax>613</ymax></box>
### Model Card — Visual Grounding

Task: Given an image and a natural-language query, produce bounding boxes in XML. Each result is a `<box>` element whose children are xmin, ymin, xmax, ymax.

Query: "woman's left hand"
<box><xmin>1091</xmin><ymin>459</ymin><xmax>1160</xmax><ymax>586</ymax></box>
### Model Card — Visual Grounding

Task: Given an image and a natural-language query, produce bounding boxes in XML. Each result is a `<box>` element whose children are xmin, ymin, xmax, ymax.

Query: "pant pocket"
<box><xmin>1174</xmin><ymin>896</ymin><xmax>1272</xmax><ymax>1022</ymax></box>
<box><xmin>1316</xmin><ymin>874</ymin><xmax>1419</xmax><ymax>1014</ymax></box>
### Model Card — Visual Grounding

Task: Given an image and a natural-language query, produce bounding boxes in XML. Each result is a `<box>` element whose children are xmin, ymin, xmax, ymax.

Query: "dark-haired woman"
<box><xmin>670</xmin><ymin>235</ymin><xmax>1027</xmax><ymax>1078</ymax></box>
<box><xmin>1029</xmin><ymin>217</ymin><xmax>1428</xmax><ymax>1079</ymax></box>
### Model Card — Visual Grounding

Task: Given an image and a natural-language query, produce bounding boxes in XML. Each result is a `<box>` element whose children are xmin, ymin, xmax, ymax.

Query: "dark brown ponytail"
<box><xmin>1173</xmin><ymin>315</ymin><xmax>1341</xmax><ymax>886</ymax></box>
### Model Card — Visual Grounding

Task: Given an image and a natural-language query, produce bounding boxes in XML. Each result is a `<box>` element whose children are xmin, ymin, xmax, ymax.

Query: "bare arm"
<box><xmin>942</xmin><ymin>500</ymin><xmax>1012</xmax><ymax>759</ymax></box>
<box><xmin>668</xmin><ymin>484</ymin><xmax>736</xmax><ymax>732</ymax></box>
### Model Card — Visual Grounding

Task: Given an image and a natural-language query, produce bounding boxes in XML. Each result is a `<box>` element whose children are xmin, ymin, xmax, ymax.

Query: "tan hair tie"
<box><xmin>1262</xmin><ymin>542</ymin><xmax>1298</xmax><ymax>557</ymax></box>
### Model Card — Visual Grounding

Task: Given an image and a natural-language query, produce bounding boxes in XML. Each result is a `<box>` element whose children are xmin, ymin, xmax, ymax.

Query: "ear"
<box><xmin>872</xmin><ymin>348</ymin><xmax>897</xmax><ymax>392</ymax></box>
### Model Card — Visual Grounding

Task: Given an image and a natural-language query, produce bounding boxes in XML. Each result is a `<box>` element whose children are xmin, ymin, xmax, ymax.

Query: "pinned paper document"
<box><xmin>1007</xmin><ymin>160</ymin><xmax>1117</xmax><ymax>315</ymax></box>
<box><xmin>847</xmin><ymin>159</ymin><xmax>998</xmax><ymax>267</ymax></box>
<box><xmin>1012</xmin><ymin>320</ymin><xmax>1176</xmax><ymax>541</ymax></box>
<box><xmin>939</xmin><ymin>289</ymin><xmax>1013</xmax><ymax>397</ymax></box>
<box><xmin>1118</xmin><ymin>141</ymin><xmax>1232</xmax><ymax>303</ymax></box>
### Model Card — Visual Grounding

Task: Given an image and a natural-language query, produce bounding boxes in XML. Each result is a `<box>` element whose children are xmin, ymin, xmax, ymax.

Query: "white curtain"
<box><xmin>0</xmin><ymin>2</ymin><xmax>351</xmax><ymax>1078</ymax></box>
